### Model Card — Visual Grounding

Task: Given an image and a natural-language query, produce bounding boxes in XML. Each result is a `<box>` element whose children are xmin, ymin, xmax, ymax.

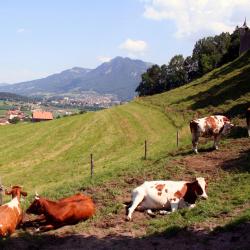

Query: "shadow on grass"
<box><xmin>186</xmin><ymin>67</ymin><xmax>249</xmax><ymax>114</ymax></box>
<box><xmin>1</xmin><ymin>221</ymin><xmax>250</xmax><ymax>250</ymax></box>
<box><xmin>209</xmin><ymin>50</ymin><xmax>250</xmax><ymax>80</ymax></box>
<box><xmin>171</xmin><ymin>148</ymin><xmax>216</xmax><ymax>158</ymax></box>
<box><xmin>228</xmin><ymin>126</ymin><xmax>249</xmax><ymax>139</ymax></box>
<box><xmin>214</xmin><ymin>213</ymin><xmax>250</xmax><ymax>234</ymax></box>
<box><xmin>221</xmin><ymin>147</ymin><xmax>250</xmax><ymax>173</ymax></box>
<box><xmin>171</xmin><ymin>56</ymin><xmax>250</xmax><ymax>118</ymax></box>
<box><xmin>225</xmin><ymin>103</ymin><xmax>250</xmax><ymax>119</ymax></box>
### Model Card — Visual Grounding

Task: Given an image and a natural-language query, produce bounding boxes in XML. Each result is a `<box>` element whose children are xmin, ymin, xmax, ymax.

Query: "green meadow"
<box><xmin>0</xmin><ymin>51</ymin><xmax>249</xmax><ymax>236</ymax></box>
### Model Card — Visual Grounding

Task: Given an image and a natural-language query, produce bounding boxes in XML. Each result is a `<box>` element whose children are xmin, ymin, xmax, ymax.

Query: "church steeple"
<box><xmin>239</xmin><ymin>18</ymin><xmax>250</xmax><ymax>55</ymax></box>
<box><xmin>243</xmin><ymin>17</ymin><xmax>248</xmax><ymax>28</ymax></box>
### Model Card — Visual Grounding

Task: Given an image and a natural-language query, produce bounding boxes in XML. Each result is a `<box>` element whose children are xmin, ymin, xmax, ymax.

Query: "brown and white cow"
<box><xmin>26</xmin><ymin>193</ymin><xmax>95</xmax><ymax>231</ymax></box>
<box><xmin>0</xmin><ymin>186</ymin><xmax>27</xmax><ymax>237</ymax></box>
<box><xmin>246</xmin><ymin>108</ymin><xmax>250</xmax><ymax>137</ymax></box>
<box><xmin>190</xmin><ymin>115</ymin><xmax>233</xmax><ymax>153</ymax></box>
<box><xmin>126</xmin><ymin>177</ymin><xmax>208</xmax><ymax>221</ymax></box>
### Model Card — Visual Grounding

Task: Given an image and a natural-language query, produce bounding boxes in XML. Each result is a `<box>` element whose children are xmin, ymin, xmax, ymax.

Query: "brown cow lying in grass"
<box><xmin>0</xmin><ymin>186</ymin><xmax>27</xmax><ymax>237</ymax></box>
<box><xmin>26</xmin><ymin>193</ymin><xmax>95</xmax><ymax>231</ymax></box>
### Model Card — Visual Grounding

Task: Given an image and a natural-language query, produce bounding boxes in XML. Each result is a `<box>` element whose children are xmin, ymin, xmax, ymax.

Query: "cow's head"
<box><xmin>5</xmin><ymin>186</ymin><xmax>27</xmax><ymax>200</ymax></box>
<box><xmin>221</xmin><ymin>121</ymin><xmax>234</xmax><ymax>135</ymax></box>
<box><xmin>26</xmin><ymin>193</ymin><xmax>44</xmax><ymax>215</ymax></box>
<box><xmin>194</xmin><ymin>177</ymin><xmax>208</xmax><ymax>199</ymax></box>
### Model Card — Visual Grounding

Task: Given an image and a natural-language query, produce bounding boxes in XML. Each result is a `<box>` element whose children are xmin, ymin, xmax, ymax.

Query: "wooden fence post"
<box><xmin>90</xmin><ymin>154</ymin><xmax>94</xmax><ymax>178</ymax></box>
<box><xmin>144</xmin><ymin>140</ymin><xmax>147</xmax><ymax>160</ymax></box>
<box><xmin>177</xmin><ymin>130</ymin><xmax>179</xmax><ymax>148</ymax></box>
<box><xmin>0</xmin><ymin>178</ymin><xmax>3</xmax><ymax>205</ymax></box>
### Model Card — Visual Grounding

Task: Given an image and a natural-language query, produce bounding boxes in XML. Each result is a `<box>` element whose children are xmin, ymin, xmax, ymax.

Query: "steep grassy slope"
<box><xmin>0</xmin><ymin>51</ymin><xmax>249</xmax><ymax>242</ymax></box>
<box><xmin>138</xmin><ymin>50</ymin><xmax>250</xmax><ymax>128</ymax></box>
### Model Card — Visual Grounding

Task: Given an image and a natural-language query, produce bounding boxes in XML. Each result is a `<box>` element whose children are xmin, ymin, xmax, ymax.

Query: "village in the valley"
<box><xmin>0</xmin><ymin>93</ymin><xmax>121</xmax><ymax>125</ymax></box>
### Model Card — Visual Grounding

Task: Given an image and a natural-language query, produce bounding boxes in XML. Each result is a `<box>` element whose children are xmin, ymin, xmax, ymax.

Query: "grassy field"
<box><xmin>0</xmin><ymin>51</ymin><xmax>249</xmax><ymax>241</ymax></box>
<box><xmin>0</xmin><ymin>102</ymin><xmax>180</xmax><ymax>200</ymax></box>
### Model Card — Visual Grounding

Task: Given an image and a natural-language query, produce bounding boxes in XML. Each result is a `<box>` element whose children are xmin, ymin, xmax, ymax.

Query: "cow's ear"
<box><xmin>21</xmin><ymin>191</ymin><xmax>27</xmax><ymax>197</ymax></box>
<box><xmin>5</xmin><ymin>189</ymin><xmax>12</xmax><ymax>195</ymax></box>
<box><xmin>35</xmin><ymin>192</ymin><xmax>40</xmax><ymax>200</ymax></box>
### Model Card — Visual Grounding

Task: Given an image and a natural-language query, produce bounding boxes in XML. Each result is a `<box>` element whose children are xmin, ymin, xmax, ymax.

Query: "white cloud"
<box><xmin>17</xmin><ymin>28</ymin><xmax>26</xmax><ymax>33</ymax></box>
<box><xmin>97</xmin><ymin>56</ymin><xmax>112</xmax><ymax>63</ymax></box>
<box><xmin>142</xmin><ymin>0</ymin><xmax>250</xmax><ymax>38</ymax></box>
<box><xmin>119</xmin><ymin>38</ymin><xmax>148</xmax><ymax>57</ymax></box>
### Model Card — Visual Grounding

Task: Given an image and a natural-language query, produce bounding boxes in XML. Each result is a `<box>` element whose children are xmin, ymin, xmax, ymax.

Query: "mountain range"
<box><xmin>0</xmin><ymin>57</ymin><xmax>152</xmax><ymax>100</ymax></box>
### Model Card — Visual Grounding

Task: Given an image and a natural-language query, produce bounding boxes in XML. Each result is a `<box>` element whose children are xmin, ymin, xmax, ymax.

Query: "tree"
<box><xmin>136</xmin><ymin>65</ymin><xmax>162</xmax><ymax>96</ymax></box>
<box><xmin>167</xmin><ymin>55</ymin><xmax>188</xmax><ymax>88</ymax></box>
<box><xmin>192</xmin><ymin>33</ymin><xmax>231</xmax><ymax>75</ymax></box>
<box><xmin>136</xmin><ymin>29</ymin><xmax>240</xmax><ymax>97</ymax></box>
<box><xmin>184</xmin><ymin>56</ymin><xmax>199</xmax><ymax>82</ymax></box>
<box><xmin>220</xmin><ymin>28</ymin><xmax>240</xmax><ymax>64</ymax></box>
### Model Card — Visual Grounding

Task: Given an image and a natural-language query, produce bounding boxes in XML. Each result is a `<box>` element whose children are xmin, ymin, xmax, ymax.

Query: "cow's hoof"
<box><xmin>147</xmin><ymin>210</ymin><xmax>156</xmax><ymax>217</ymax></box>
<box><xmin>159</xmin><ymin>210</ymin><xmax>171</xmax><ymax>215</ymax></box>
<box><xmin>126</xmin><ymin>216</ymin><xmax>131</xmax><ymax>221</ymax></box>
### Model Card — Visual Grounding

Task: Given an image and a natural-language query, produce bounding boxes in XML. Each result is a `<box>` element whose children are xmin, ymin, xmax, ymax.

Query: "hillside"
<box><xmin>0</xmin><ymin>51</ymin><xmax>249</xmax><ymax>248</ymax></box>
<box><xmin>0</xmin><ymin>92</ymin><xmax>32</xmax><ymax>102</ymax></box>
<box><xmin>0</xmin><ymin>57</ymin><xmax>151</xmax><ymax>100</ymax></box>
<box><xmin>139</xmin><ymin>50</ymin><xmax>250</xmax><ymax>126</ymax></box>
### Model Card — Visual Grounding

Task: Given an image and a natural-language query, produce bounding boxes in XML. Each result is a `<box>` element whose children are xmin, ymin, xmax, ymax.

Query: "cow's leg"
<box><xmin>126</xmin><ymin>190</ymin><xmax>144</xmax><ymax>221</ymax></box>
<box><xmin>36</xmin><ymin>224</ymin><xmax>54</xmax><ymax>232</ymax></box>
<box><xmin>146</xmin><ymin>209</ymin><xmax>156</xmax><ymax>217</ymax></box>
<box><xmin>213</xmin><ymin>134</ymin><xmax>221</xmax><ymax>150</ymax></box>
<box><xmin>159</xmin><ymin>210</ymin><xmax>171</xmax><ymax>215</ymax></box>
<box><xmin>188</xmin><ymin>204</ymin><xmax>196</xmax><ymax>209</ymax></box>
<box><xmin>178</xmin><ymin>199</ymin><xmax>188</xmax><ymax>209</ymax></box>
<box><xmin>192</xmin><ymin>133</ymin><xmax>199</xmax><ymax>154</ymax></box>
<box><xmin>170</xmin><ymin>199</ymin><xmax>179</xmax><ymax>212</ymax></box>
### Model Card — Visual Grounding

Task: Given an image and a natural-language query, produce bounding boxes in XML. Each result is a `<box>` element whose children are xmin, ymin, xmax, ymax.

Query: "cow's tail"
<box><xmin>190</xmin><ymin>120</ymin><xmax>198</xmax><ymax>133</ymax></box>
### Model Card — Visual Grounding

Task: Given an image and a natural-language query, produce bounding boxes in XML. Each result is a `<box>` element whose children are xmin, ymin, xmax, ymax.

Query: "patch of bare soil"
<box><xmin>3</xmin><ymin>222</ymin><xmax>250</xmax><ymax>250</ymax></box>
<box><xmin>173</xmin><ymin>138</ymin><xmax>250</xmax><ymax>177</ymax></box>
<box><xmin>2</xmin><ymin>138</ymin><xmax>250</xmax><ymax>249</ymax></box>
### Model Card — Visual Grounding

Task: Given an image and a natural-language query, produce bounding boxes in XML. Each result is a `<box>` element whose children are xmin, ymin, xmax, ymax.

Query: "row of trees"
<box><xmin>136</xmin><ymin>28</ymin><xmax>240</xmax><ymax>96</ymax></box>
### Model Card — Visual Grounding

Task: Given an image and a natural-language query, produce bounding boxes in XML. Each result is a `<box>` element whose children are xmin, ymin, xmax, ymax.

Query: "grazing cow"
<box><xmin>247</xmin><ymin>108</ymin><xmax>250</xmax><ymax>137</ymax></box>
<box><xmin>126</xmin><ymin>177</ymin><xmax>208</xmax><ymax>221</ymax></box>
<box><xmin>190</xmin><ymin>115</ymin><xmax>233</xmax><ymax>153</ymax></box>
<box><xmin>26</xmin><ymin>193</ymin><xmax>95</xmax><ymax>231</ymax></box>
<box><xmin>0</xmin><ymin>186</ymin><xmax>27</xmax><ymax>237</ymax></box>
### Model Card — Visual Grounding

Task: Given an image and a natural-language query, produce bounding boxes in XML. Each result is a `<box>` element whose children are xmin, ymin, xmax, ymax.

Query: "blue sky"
<box><xmin>0</xmin><ymin>0</ymin><xmax>249</xmax><ymax>83</ymax></box>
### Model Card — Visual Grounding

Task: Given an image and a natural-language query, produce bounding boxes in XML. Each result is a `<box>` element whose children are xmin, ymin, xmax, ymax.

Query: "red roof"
<box><xmin>32</xmin><ymin>111</ymin><xmax>53</xmax><ymax>120</ymax></box>
<box><xmin>7</xmin><ymin>110</ymin><xmax>24</xmax><ymax>115</ymax></box>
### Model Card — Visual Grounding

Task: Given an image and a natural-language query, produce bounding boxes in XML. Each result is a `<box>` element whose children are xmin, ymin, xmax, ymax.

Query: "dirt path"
<box><xmin>2</xmin><ymin>138</ymin><xmax>250</xmax><ymax>250</ymax></box>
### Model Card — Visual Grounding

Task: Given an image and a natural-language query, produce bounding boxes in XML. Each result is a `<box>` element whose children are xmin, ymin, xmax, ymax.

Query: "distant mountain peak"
<box><xmin>62</xmin><ymin>67</ymin><xmax>92</xmax><ymax>74</ymax></box>
<box><xmin>0</xmin><ymin>57</ymin><xmax>153</xmax><ymax>100</ymax></box>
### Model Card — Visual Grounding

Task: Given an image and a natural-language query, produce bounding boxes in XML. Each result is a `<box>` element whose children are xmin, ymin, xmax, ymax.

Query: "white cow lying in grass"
<box><xmin>126</xmin><ymin>177</ymin><xmax>208</xmax><ymax>221</ymax></box>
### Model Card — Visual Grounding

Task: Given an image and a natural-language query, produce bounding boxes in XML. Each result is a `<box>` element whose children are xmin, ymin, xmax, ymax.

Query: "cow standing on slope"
<box><xmin>0</xmin><ymin>186</ymin><xmax>27</xmax><ymax>237</ymax></box>
<box><xmin>126</xmin><ymin>177</ymin><xmax>208</xmax><ymax>221</ymax></box>
<box><xmin>246</xmin><ymin>108</ymin><xmax>250</xmax><ymax>137</ymax></box>
<box><xmin>190</xmin><ymin>115</ymin><xmax>233</xmax><ymax>154</ymax></box>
